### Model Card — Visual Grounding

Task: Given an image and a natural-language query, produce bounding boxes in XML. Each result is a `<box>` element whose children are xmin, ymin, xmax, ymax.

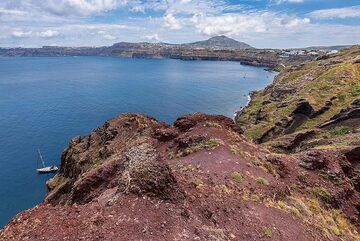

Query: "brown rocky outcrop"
<box><xmin>320</xmin><ymin>99</ymin><xmax>360</xmax><ymax>128</ymax></box>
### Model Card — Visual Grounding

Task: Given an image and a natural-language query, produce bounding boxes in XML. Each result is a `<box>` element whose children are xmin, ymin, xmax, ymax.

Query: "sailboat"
<box><xmin>36</xmin><ymin>149</ymin><xmax>58</xmax><ymax>174</ymax></box>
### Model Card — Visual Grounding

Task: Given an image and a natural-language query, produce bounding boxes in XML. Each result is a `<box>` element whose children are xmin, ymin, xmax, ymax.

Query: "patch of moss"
<box><xmin>231</xmin><ymin>171</ymin><xmax>243</xmax><ymax>183</ymax></box>
<box><xmin>256</xmin><ymin>177</ymin><xmax>269</xmax><ymax>185</ymax></box>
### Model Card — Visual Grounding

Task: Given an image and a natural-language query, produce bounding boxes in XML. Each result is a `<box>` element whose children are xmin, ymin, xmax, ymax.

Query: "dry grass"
<box><xmin>176</xmin><ymin>138</ymin><xmax>222</xmax><ymax>157</ymax></box>
<box><xmin>265</xmin><ymin>196</ymin><xmax>360</xmax><ymax>240</ymax></box>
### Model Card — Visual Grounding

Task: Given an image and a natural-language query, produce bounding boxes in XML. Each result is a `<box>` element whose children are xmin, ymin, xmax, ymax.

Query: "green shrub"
<box><xmin>350</xmin><ymin>85</ymin><xmax>360</xmax><ymax>96</ymax></box>
<box><xmin>328</xmin><ymin>126</ymin><xmax>351</xmax><ymax>136</ymax></box>
<box><xmin>337</xmin><ymin>93</ymin><xmax>346</xmax><ymax>102</ymax></box>
<box><xmin>312</xmin><ymin>187</ymin><xmax>332</xmax><ymax>203</ymax></box>
<box><xmin>231</xmin><ymin>172</ymin><xmax>243</xmax><ymax>183</ymax></box>
<box><xmin>256</xmin><ymin>177</ymin><xmax>269</xmax><ymax>185</ymax></box>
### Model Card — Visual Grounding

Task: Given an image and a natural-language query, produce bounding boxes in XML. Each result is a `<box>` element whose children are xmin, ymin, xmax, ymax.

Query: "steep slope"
<box><xmin>237</xmin><ymin>46</ymin><xmax>360</xmax><ymax>155</ymax></box>
<box><xmin>1</xmin><ymin>113</ymin><xmax>359</xmax><ymax>240</ymax></box>
<box><xmin>187</xmin><ymin>36</ymin><xmax>254</xmax><ymax>49</ymax></box>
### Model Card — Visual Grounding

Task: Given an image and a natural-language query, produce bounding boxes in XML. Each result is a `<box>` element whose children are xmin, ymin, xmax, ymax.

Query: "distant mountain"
<box><xmin>187</xmin><ymin>36</ymin><xmax>254</xmax><ymax>49</ymax></box>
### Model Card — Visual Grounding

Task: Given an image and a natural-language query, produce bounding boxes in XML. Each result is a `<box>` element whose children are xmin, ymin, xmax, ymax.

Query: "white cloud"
<box><xmin>0</xmin><ymin>0</ymin><xmax>229</xmax><ymax>18</ymax></box>
<box><xmin>144</xmin><ymin>34</ymin><xmax>160</xmax><ymax>42</ymax></box>
<box><xmin>37</xmin><ymin>30</ymin><xmax>59</xmax><ymax>38</ymax></box>
<box><xmin>103</xmin><ymin>34</ymin><xmax>116</xmax><ymax>40</ymax></box>
<box><xmin>310</xmin><ymin>5</ymin><xmax>360</xmax><ymax>19</ymax></box>
<box><xmin>12</xmin><ymin>30</ymin><xmax>33</xmax><ymax>38</ymax></box>
<box><xmin>0</xmin><ymin>0</ymin><xmax>359</xmax><ymax>48</ymax></box>
<box><xmin>191</xmin><ymin>12</ymin><xmax>310</xmax><ymax>36</ymax></box>
<box><xmin>272</xmin><ymin>0</ymin><xmax>304</xmax><ymax>4</ymax></box>
<box><xmin>164</xmin><ymin>13</ymin><xmax>182</xmax><ymax>30</ymax></box>
<box><xmin>0</xmin><ymin>8</ymin><xmax>27</xmax><ymax>16</ymax></box>
<box><xmin>45</xmin><ymin>0</ymin><xmax>129</xmax><ymax>16</ymax></box>
<box><xmin>281</xmin><ymin>17</ymin><xmax>310</xmax><ymax>27</ymax></box>
<box><xmin>12</xmin><ymin>29</ymin><xmax>59</xmax><ymax>38</ymax></box>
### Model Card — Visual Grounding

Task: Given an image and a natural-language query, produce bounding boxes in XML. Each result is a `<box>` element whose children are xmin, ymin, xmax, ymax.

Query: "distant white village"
<box><xmin>279</xmin><ymin>49</ymin><xmax>338</xmax><ymax>58</ymax></box>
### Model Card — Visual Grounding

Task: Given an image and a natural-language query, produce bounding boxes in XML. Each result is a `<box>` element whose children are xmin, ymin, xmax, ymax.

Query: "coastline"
<box><xmin>234</xmin><ymin>69</ymin><xmax>279</xmax><ymax>123</ymax></box>
<box><xmin>234</xmin><ymin>90</ymin><xmax>257</xmax><ymax>123</ymax></box>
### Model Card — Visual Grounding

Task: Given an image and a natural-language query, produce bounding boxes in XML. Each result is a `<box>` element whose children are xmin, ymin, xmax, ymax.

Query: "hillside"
<box><xmin>237</xmin><ymin>46</ymin><xmax>360</xmax><ymax>155</ymax></box>
<box><xmin>187</xmin><ymin>36</ymin><xmax>254</xmax><ymax>49</ymax></box>
<box><xmin>1</xmin><ymin>112</ymin><xmax>359</xmax><ymax>240</ymax></box>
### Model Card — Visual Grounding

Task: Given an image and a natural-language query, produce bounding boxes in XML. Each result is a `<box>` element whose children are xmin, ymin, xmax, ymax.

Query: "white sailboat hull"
<box><xmin>37</xmin><ymin>149</ymin><xmax>58</xmax><ymax>174</ymax></box>
<box><xmin>37</xmin><ymin>166</ymin><xmax>58</xmax><ymax>174</ymax></box>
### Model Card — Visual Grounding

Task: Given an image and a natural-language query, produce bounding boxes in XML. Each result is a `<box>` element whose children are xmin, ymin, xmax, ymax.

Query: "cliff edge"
<box><xmin>1</xmin><ymin>113</ymin><xmax>359</xmax><ymax>240</ymax></box>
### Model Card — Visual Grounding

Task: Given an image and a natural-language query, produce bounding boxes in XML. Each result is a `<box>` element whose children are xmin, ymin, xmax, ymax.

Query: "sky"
<box><xmin>0</xmin><ymin>0</ymin><xmax>359</xmax><ymax>48</ymax></box>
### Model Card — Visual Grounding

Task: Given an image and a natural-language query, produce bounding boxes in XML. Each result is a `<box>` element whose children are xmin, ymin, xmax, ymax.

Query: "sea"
<box><xmin>0</xmin><ymin>56</ymin><xmax>276</xmax><ymax>227</ymax></box>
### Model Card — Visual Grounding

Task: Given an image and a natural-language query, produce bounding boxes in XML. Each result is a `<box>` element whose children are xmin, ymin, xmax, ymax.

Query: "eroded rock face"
<box><xmin>320</xmin><ymin>98</ymin><xmax>360</xmax><ymax>128</ymax></box>
<box><xmin>117</xmin><ymin>143</ymin><xmax>184</xmax><ymax>201</ymax></box>
<box><xmin>237</xmin><ymin>46</ymin><xmax>360</xmax><ymax>156</ymax></box>
<box><xmin>1</xmin><ymin>113</ymin><xmax>359</xmax><ymax>241</ymax></box>
<box><xmin>297</xmin><ymin>149</ymin><xmax>345</xmax><ymax>170</ymax></box>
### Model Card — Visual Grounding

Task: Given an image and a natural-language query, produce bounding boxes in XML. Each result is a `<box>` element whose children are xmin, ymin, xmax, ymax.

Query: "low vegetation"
<box><xmin>311</xmin><ymin>186</ymin><xmax>332</xmax><ymax>203</ymax></box>
<box><xmin>256</xmin><ymin>177</ymin><xmax>269</xmax><ymax>185</ymax></box>
<box><xmin>263</xmin><ymin>227</ymin><xmax>273</xmax><ymax>238</ymax></box>
<box><xmin>176</xmin><ymin>138</ymin><xmax>222</xmax><ymax>157</ymax></box>
<box><xmin>231</xmin><ymin>171</ymin><xmax>243</xmax><ymax>183</ymax></box>
<box><xmin>193</xmin><ymin>179</ymin><xmax>205</xmax><ymax>188</ymax></box>
<box><xmin>326</xmin><ymin>126</ymin><xmax>352</xmax><ymax>137</ymax></box>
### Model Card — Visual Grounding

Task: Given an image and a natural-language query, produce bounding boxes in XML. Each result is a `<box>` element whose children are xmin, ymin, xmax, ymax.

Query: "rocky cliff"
<box><xmin>0</xmin><ymin>36</ymin><xmax>317</xmax><ymax>70</ymax></box>
<box><xmin>1</xmin><ymin>113</ymin><xmax>359</xmax><ymax>240</ymax></box>
<box><xmin>237</xmin><ymin>46</ymin><xmax>360</xmax><ymax>155</ymax></box>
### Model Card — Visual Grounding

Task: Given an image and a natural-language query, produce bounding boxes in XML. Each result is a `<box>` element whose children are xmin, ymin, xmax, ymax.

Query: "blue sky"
<box><xmin>0</xmin><ymin>0</ymin><xmax>359</xmax><ymax>48</ymax></box>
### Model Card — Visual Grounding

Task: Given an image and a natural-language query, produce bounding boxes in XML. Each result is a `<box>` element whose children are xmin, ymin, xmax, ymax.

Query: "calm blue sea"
<box><xmin>0</xmin><ymin>56</ymin><xmax>275</xmax><ymax>227</ymax></box>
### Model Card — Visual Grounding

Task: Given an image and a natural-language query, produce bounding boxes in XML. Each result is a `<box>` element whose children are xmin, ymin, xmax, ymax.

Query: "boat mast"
<box><xmin>38</xmin><ymin>149</ymin><xmax>45</xmax><ymax>168</ymax></box>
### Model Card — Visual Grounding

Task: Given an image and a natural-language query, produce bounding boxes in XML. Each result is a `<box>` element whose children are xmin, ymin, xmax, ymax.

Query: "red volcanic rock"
<box><xmin>1</xmin><ymin>113</ymin><xmax>359</xmax><ymax>241</ymax></box>
<box><xmin>152</xmin><ymin>127</ymin><xmax>179</xmax><ymax>142</ymax></box>
<box><xmin>174</xmin><ymin>112</ymin><xmax>243</xmax><ymax>134</ymax></box>
<box><xmin>297</xmin><ymin>149</ymin><xmax>347</xmax><ymax>171</ymax></box>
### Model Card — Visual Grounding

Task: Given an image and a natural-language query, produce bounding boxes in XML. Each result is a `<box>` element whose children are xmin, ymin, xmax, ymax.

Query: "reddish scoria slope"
<box><xmin>1</xmin><ymin>113</ymin><xmax>359</xmax><ymax>241</ymax></box>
